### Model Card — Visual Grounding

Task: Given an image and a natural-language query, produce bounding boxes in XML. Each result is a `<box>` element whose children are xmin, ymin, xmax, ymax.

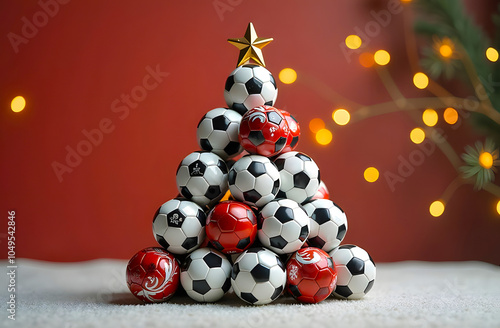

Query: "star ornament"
<box><xmin>228</xmin><ymin>22</ymin><xmax>273</xmax><ymax>67</ymax></box>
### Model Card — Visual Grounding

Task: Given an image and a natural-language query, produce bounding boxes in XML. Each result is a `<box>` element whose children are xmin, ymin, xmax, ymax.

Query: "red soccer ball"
<box><xmin>206</xmin><ymin>200</ymin><xmax>257</xmax><ymax>254</ymax></box>
<box><xmin>126</xmin><ymin>247</ymin><xmax>180</xmax><ymax>303</ymax></box>
<box><xmin>239</xmin><ymin>105</ymin><xmax>290</xmax><ymax>157</ymax></box>
<box><xmin>279</xmin><ymin>109</ymin><xmax>300</xmax><ymax>153</ymax></box>
<box><xmin>286</xmin><ymin>247</ymin><xmax>337</xmax><ymax>303</ymax></box>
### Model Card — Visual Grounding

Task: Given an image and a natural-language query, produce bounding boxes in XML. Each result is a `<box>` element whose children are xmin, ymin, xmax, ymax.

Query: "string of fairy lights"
<box><xmin>276</xmin><ymin>4</ymin><xmax>500</xmax><ymax>218</ymax></box>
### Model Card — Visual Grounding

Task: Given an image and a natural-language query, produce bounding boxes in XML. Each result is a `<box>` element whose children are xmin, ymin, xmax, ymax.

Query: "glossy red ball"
<box><xmin>279</xmin><ymin>109</ymin><xmax>300</xmax><ymax>153</ymax></box>
<box><xmin>286</xmin><ymin>247</ymin><xmax>337</xmax><ymax>303</ymax></box>
<box><xmin>239</xmin><ymin>105</ymin><xmax>290</xmax><ymax>157</ymax></box>
<box><xmin>126</xmin><ymin>247</ymin><xmax>180</xmax><ymax>303</ymax></box>
<box><xmin>206</xmin><ymin>200</ymin><xmax>257</xmax><ymax>254</ymax></box>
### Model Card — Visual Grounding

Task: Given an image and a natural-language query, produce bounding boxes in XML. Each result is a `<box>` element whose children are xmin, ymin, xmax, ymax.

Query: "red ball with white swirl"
<box><xmin>286</xmin><ymin>247</ymin><xmax>337</xmax><ymax>304</ymax></box>
<box><xmin>126</xmin><ymin>247</ymin><xmax>180</xmax><ymax>303</ymax></box>
<box><xmin>239</xmin><ymin>105</ymin><xmax>290</xmax><ymax>157</ymax></box>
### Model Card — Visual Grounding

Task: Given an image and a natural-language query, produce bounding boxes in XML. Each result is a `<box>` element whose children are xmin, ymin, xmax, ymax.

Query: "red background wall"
<box><xmin>1</xmin><ymin>0</ymin><xmax>499</xmax><ymax>263</ymax></box>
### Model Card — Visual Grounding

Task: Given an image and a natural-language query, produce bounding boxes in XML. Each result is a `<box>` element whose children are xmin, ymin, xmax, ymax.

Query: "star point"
<box><xmin>228</xmin><ymin>22</ymin><xmax>273</xmax><ymax>67</ymax></box>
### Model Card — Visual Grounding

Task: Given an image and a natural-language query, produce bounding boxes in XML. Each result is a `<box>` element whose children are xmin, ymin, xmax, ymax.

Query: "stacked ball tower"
<box><xmin>126</xmin><ymin>23</ymin><xmax>376</xmax><ymax>305</ymax></box>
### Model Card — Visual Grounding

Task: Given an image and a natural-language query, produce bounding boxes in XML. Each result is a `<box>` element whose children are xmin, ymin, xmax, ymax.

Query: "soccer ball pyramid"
<box><xmin>125</xmin><ymin>25</ymin><xmax>376</xmax><ymax>305</ymax></box>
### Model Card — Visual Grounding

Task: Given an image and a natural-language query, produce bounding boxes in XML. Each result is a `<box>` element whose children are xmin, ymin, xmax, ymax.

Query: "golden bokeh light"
<box><xmin>374</xmin><ymin>50</ymin><xmax>391</xmax><ymax>66</ymax></box>
<box><xmin>413</xmin><ymin>72</ymin><xmax>429</xmax><ymax>89</ymax></box>
<box><xmin>332</xmin><ymin>109</ymin><xmax>350</xmax><ymax>125</ymax></box>
<box><xmin>496</xmin><ymin>200</ymin><xmax>500</xmax><ymax>215</ymax></box>
<box><xmin>439</xmin><ymin>44</ymin><xmax>453</xmax><ymax>58</ymax></box>
<box><xmin>410</xmin><ymin>128</ymin><xmax>426</xmax><ymax>144</ymax></box>
<box><xmin>443</xmin><ymin>107</ymin><xmax>458</xmax><ymax>125</ymax></box>
<box><xmin>422</xmin><ymin>108</ymin><xmax>438</xmax><ymax>127</ymax></box>
<box><xmin>11</xmin><ymin>96</ymin><xmax>26</xmax><ymax>113</ymax></box>
<box><xmin>309</xmin><ymin>118</ymin><xmax>325</xmax><ymax>133</ymax></box>
<box><xmin>479</xmin><ymin>151</ymin><xmax>493</xmax><ymax>169</ymax></box>
<box><xmin>345</xmin><ymin>35</ymin><xmax>362</xmax><ymax>50</ymax></box>
<box><xmin>359</xmin><ymin>52</ymin><xmax>375</xmax><ymax>68</ymax></box>
<box><xmin>364</xmin><ymin>167</ymin><xmax>379</xmax><ymax>183</ymax></box>
<box><xmin>486</xmin><ymin>47</ymin><xmax>499</xmax><ymax>62</ymax></box>
<box><xmin>279</xmin><ymin>68</ymin><xmax>297</xmax><ymax>84</ymax></box>
<box><xmin>429</xmin><ymin>200</ymin><xmax>445</xmax><ymax>217</ymax></box>
<box><xmin>316</xmin><ymin>128</ymin><xmax>333</xmax><ymax>145</ymax></box>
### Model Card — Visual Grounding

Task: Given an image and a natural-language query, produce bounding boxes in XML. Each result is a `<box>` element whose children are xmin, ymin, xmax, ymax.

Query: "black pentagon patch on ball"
<box><xmin>293</xmin><ymin>172</ymin><xmax>311</xmax><ymax>189</ymax></box>
<box><xmin>245</xmin><ymin>78</ymin><xmax>263</xmax><ymax>94</ymax></box>
<box><xmin>222</xmin><ymin>277</ymin><xmax>231</xmax><ymax>293</ymax></box>
<box><xmin>248</xmin><ymin>130</ymin><xmax>265</xmax><ymax>146</ymax></box>
<box><xmin>308</xmin><ymin>236</ymin><xmax>326</xmax><ymax>248</ymax></box>
<box><xmin>276</xmin><ymin>190</ymin><xmax>286</xmax><ymax>199</ymax></box>
<box><xmin>236</xmin><ymin>236</ymin><xmax>251</xmax><ymax>250</ymax></box>
<box><xmin>274</xmin><ymin>158</ymin><xmax>285</xmax><ymax>171</ymax></box>
<box><xmin>272</xmin><ymin>179</ymin><xmax>280</xmax><ymax>195</ymax></box>
<box><xmin>275</xmin><ymin>206</ymin><xmax>294</xmax><ymax>223</ymax></box>
<box><xmin>270</xmin><ymin>235</ymin><xmax>287</xmax><ymax>249</ymax></box>
<box><xmin>196</xmin><ymin>209</ymin><xmax>206</xmax><ymax>226</ymax></box>
<box><xmin>295</xmin><ymin>153</ymin><xmax>311</xmax><ymax>161</ymax></box>
<box><xmin>275</xmin><ymin>137</ymin><xmax>287</xmax><ymax>153</ymax></box>
<box><xmin>337</xmin><ymin>224</ymin><xmax>347</xmax><ymax>240</ymax></box>
<box><xmin>232</xmin><ymin>262</ymin><xmax>240</xmax><ymax>280</ymax></box>
<box><xmin>243</xmin><ymin>189</ymin><xmax>262</xmax><ymax>204</ymax></box>
<box><xmin>271</xmin><ymin>285</ymin><xmax>283</xmax><ymax>301</ymax></box>
<box><xmin>181</xmin><ymin>186</ymin><xmax>193</xmax><ymax>200</ymax></box>
<box><xmin>212</xmin><ymin>115</ymin><xmax>230</xmax><ymax>131</ymax></box>
<box><xmin>224</xmin><ymin>142</ymin><xmax>241</xmax><ymax>157</ymax></box>
<box><xmin>269</xmin><ymin>74</ymin><xmax>277</xmax><ymax>88</ymax></box>
<box><xmin>290</xmin><ymin>136</ymin><xmax>299</xmax><ymax>149</ymax></box>
<box><xmin>193</xmin><ymin>280</ymin><xmax>211</xmax><ymax>295</ymax></box>
<box><xmin>298</xmin><ymin>225</ymin><xmax>309</xmax><ymax>242</ymax></box>
<box><xmin>218</xmin><ymin>160</ymin><xmax>228</xmax><ymax>174</ymax></box>
<box><xmin>335</xmin><ymin>285</ymin><xmax>353</xmax><ymax>298</ymax></box>
<box><xmin>205</xmin><ymin>185</ymin><xmax>222</xmax><ymax>200</ymax></box>
<box><xmin>240</xmin><ymin>292</ymin><xmax>258</xmax><ymax>304</ymax></box>
<box><xmin>369</xmin><ymin>254</ymin><xmax>376</xmax><ymax>267</ymax></box>
<box><xmin>364</xmin><ymin>280</ymin><xmax>375</xmax><ymax>294</ymax></box>
<box><xmin>182</xmin><ymin>237</ymin><xmax>198</xmax><ymax>250</ymax></box>
<box><xmin>346</xmin><ymin>257</ymin><xmax>365</xmax><ymax>275</ymax></box>
<box><xmin>267</xmin><ymin>111</ymin><xmax>282</xmax><ymax>125</ymax></box>
<box><xmin>199</xmin><ymin>139</ymin><xmax>212</xmax><ymax>152</ymax></box>
<box><xmin>250</xmin><ymin>264</ymin><xmax>270</xmax><ymax>283</ymax></box>
<box><xmin>166</xmin><ymin>209</ymin><xmax>185</xmax><ymax>228</ymax></box>
<box><xmin>288</xmin><ymin>284</ymin><xmax>301</xmax><ymax>298</ymax></box>
<box><xmin>225</xmin><ymin>75</ymin><xmax>234</xmax><ymax>92</ymax></box>
<box><xmin>276</xmin><ymin>257</ymin><xmax>285</xmax><ymax>271</ymax></box>
<box><xmin>312</xmin><ymin>208</ymin><xmax>331</xmax><ymax>225</ymax></box>
<box><xmin>248</xmin><ymin>161</ymin><xmax>266</xmax><ymax>177</ymax></box>
<box><xmin>203</xmin><ymin>252</ymin><xmax>223</xmax><ymax>268</ymax></box>
<box><xmin>264</xmin><ymin>100</ymin><xmax>274</xmax><ymax>106</ymax></box>
<box><xmin>232</xmin><ymin>103</ymin><xmax>247</xmax><ymax>116</ymax></box>
<box><xmin>155</xmin><ymin>234</ymin><xmax>169</xmax><ymax>249</ymax></box>
<box><xmin>228</xmin><ymin>169</ymin><xmax>236</xmax><ymax>185</ymax></box>
<box><xmin>245</xmin><ymin>247</ymin><xmax>264</xmax><ymax>254</ymax></box>
<box><xmin>182</xmin><ymin>256</ymin><xmax>192</xmax><ymax>271</ymax></box>
<box><xmin>188</xmin><ymin>160</ymin><xmax>206</xmax><ymax>177</ymax></box>
<box><xmin>212</xmin><ymin>240</ymin><xmax>224</xmax><ymax>252</ymax></box>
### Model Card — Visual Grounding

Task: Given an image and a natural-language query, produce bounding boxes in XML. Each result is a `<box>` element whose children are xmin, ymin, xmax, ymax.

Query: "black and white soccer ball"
<box><xmin>176</xmin><ymin>151</ymin><xmax>229</xmax><ymax>207</ymax></box>
<box><xmin>231</xmin><ymin>247</ymin><xmax>286</xmax><ymax>305</ymax></box>
<box><xmin>273</xmin><ymin>151</ymin><xmax>320</xmax><ymax>204</ymax></box>
<box><xmin>228</xmin><ymin>155</ymin><xmax>280</xmax><ymax>208</ymax></box>
<box><xmin>224</xmin><ymin>64</ymin><xmax>278</xmax><ymax>115</ymax></box>
<box><xmin>152</xmin><ymin>198</ymin><xmax>206</xmax><ymax>255</ymax></box>
<box><xmin>180</xmin><ymin>247</ymin><xmax>232</xmax><ymax>302</ymax></box>
<box><xmin>329</xmin><ymin>245</ymin><xmax>376</xmax><ymax>300</ymax></box>
<box><xmin>196</xmin><ymin>108</ymin><xmax>243</xmax><ymax>160</ymax></box>
<box><xmin>258</xmin><ymin>199</ymin><xmax>310</xmax><ymax>255</ymax></box>
<box><xmin>302</xmin><ymin>199</ymin><xmax>347</xmax><ymax>252</ymax></box>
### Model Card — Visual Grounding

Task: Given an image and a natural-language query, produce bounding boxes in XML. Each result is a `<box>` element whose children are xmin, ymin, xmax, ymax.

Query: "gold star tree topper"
<box><xmin>228</xmin><ymin>22</ymin><xmax>273</xmax><ymax>67</ymax></box>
